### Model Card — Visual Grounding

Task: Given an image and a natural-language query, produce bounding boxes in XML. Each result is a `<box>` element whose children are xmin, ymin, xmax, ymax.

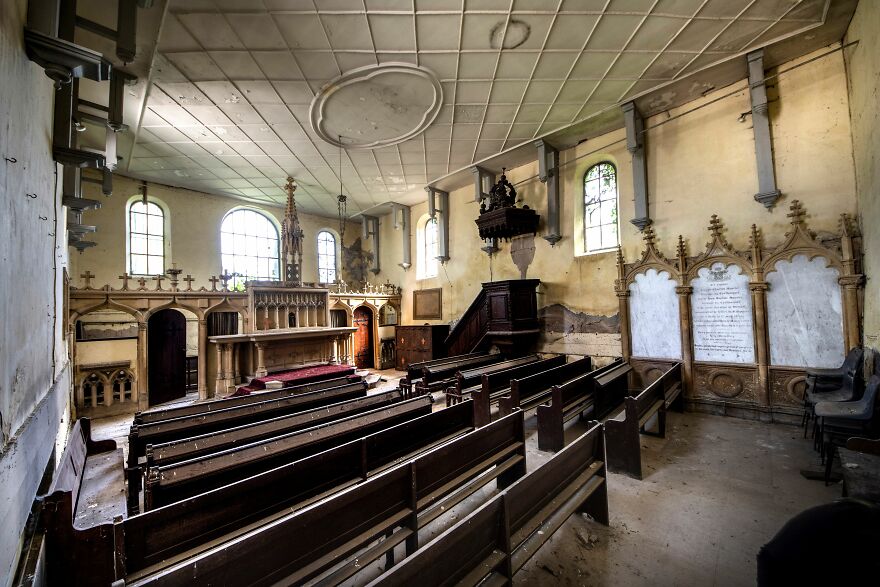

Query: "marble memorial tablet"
<box><xmin>628</xmin><ymin>268</ymin><xmax>682</xmax><ymax>359</ymax></box>
<box><xmin>691</xmin><ymin>262</ymin><xmax>755</xmax><ymax>363</ymax></box>
<box><xmin>767</xmin><ymin>254</ymin><xmax>844</xmax><ymax>368</ymax></box>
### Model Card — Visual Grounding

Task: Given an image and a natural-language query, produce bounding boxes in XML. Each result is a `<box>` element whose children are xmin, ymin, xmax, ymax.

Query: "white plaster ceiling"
<box><xmin>92</xmin><ymin>0</ymin><xmax>839</xmax><ymax>216</ymax></box>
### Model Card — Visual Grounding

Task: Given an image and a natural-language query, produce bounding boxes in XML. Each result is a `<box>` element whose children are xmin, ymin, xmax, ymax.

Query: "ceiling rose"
<box><xmin>309</xmin><ymin>63</ymin><xmax>443</xmax><ymax>150</ymax></box>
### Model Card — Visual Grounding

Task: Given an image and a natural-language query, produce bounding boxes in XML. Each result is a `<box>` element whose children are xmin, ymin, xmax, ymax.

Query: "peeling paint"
<box><xmin>539</xmin><ymin>304</ymin><xmax>620</xmax><ymax>334</ymax></box>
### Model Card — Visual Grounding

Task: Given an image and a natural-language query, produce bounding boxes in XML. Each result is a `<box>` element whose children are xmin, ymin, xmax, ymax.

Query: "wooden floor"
<box><xmin>91</xmin><ymin>372</ymin><xmax>838</xmax><ymax>586</ymax></box>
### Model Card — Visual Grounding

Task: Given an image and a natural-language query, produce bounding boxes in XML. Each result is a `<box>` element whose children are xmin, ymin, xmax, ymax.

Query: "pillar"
<box><xmin>255</xmin><ymin>342</ymin><xmax>268</xmax><ymax>377</ymax></box>
<box><xmin>137</xmin><ymin>321</ymin><xmax>147</xmax><ymax>409</ymax></box>
<box><xmin>197</xmin><ymin>319</ymin><xmax>207</xmax><ymax>399</ymax></box>
<box><xmin>215</xmin><ymin>343</ymin><xmax>225</xmax><ymax>396</ymax></box>
<box><xmin>535</xmin><ymin>139</ymin><xmax>561</xmax><ymax>245</ymax></box>
<box><xmin>750</xmin><ymin>282</ymin><xmax>770</xmax><ymax>406</ymax></box>
<box><xmin>675</xmin><ymin>286</ymin><xmax>695</xmax><ymax>397</ymax></box>
<box><xmin>623</xmin><ymin>101</ymin><xmax>650</xmax><ymax>230</ymax></box>
<box><xmin>747</xmin><ymin>49</ymin><xmax>782</xmax><ymax>209</ymax></box>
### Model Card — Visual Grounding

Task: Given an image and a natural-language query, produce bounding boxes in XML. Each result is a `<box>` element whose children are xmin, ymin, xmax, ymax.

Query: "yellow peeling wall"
<box><xmin>844</xmin><ymin>1</ymin><xmax>880</xmax><ymax>352</ymax></box>
<box><xmin>372</xmin><ymin>46</ymin><xmax>857</xmax><ymax>359</ymax></box>
<box><xmin>70</xmin><ymin>174</ymin><xmax>367</xmax><ymax>289</ymax></box>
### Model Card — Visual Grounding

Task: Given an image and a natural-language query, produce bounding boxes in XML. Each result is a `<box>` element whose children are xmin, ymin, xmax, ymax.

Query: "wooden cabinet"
<box><xmin>395</xmin><ymin>325</ymin><xmax>449</xmax><ymax>370</ymax></box>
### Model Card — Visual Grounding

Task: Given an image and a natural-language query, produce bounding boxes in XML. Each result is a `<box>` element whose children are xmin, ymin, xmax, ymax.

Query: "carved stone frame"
<box><xmin>616</xmin><ymin>200</ymin><xmax>863</xmax><ymax>420</ymax></box>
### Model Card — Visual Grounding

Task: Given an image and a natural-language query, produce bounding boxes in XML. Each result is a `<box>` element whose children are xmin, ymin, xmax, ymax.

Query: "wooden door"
<box><xmin>353</xmin><ymin>306</ymin><xmax>374</xmax><ymax>369</ymax></box>
<box><xmin>148</xmin><ymin>309</ymin><xmax>187</xmax><ymax>406</ymax></box>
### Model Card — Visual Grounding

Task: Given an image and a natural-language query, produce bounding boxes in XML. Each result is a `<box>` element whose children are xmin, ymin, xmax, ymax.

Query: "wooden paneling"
<box><xmin>396</xmin><ymin>325</ymin><xmax>449</xmax><ymax>370</ymax></box>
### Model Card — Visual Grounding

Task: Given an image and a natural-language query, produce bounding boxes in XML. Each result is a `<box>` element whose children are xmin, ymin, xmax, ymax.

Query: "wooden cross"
<box><xmin>183</xmin><ymin>274</ymin><xmax>195</xmax><ymax>291</ymax></box>
<box><xmin>80</xmin><ymin>271</ymin><xmax>95</xmax><ymax>289</ymax></box>
<box><xmin>117</xmin><ymin>273</ymin><xmax>131</xmax><ymax>291</ymax></box>
<box><xmin>787</xmin><ymin>199</ymin><xmax>806</xmax><ymax>225</ymax></box>
<box><xmin>153</xmin><ymin>275</ymin><xmax>166</xmax><ymax>291</ymax></box>
<box><xmin>209</xmin><ymin>275</ymin><xmax>220</xmax><ymax>291</ymax></box>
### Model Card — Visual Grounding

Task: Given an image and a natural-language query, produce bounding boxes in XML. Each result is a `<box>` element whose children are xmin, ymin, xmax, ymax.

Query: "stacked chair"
<box><xmin>815</xmin><ymin>375</ymin><xmax>880</xmax><ymax>483</ymax></box>
<box><xmin>801</xmin><ymin>347</ymin><xmax>864</xmax><ymax>440</ymax></box>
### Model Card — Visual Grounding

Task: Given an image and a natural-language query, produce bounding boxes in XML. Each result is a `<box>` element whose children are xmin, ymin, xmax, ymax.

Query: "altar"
<box><xmin>209</xmin><ymin>325</ymin><xmax>356</xmax><ymax>394</ymax></box>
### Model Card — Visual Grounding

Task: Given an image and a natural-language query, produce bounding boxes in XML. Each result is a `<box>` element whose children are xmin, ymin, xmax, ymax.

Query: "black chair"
<box><xmin>802</xmin><ymin>348</ymin><xmax>865</xmax><ymax>438</ymax></box>
<box><xmin>815</xmin><ymin>375</ymin><xmax>880</xmax><ymax>484</ymax></box>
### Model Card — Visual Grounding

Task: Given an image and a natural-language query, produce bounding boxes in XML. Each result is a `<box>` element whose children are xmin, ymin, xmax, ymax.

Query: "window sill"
<box><xmin>574</xmin><ymin>247</ymin><xmax>618</xmax><ymax>259</ymax></box>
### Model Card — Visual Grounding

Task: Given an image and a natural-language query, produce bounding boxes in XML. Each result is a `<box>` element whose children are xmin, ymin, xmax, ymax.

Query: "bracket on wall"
<box><xmin>747</xmin><ymin>49</ymin><xmax>782</xmax><ymax>209</ymax></box>
<box><xmin>391</xmin><ymin>203</ymin><xmax>412</xmax><ymax>271</ymax></box>
<box><xmin>362</xmin><ymin>215</ymin><xmax>381</xmax><ymax>275</ymax></box>
<box><xmin>471</xmin><ymin>166</ymin><xmax>494</xmax><ymax>204</ymax></box>
<box><xmin>425</xmin><ymin>186</ymin><xmax>450</xmax><ymax>263</ymax></box>
<box><xmin>535</xmin><ymin>139</ymin><xmax>561</xmax><ymax>246</ymax></box>
<box><xmin>623</xmin><ymin>101</ymin><xmax>650</xmax><ymax>231</ymax></box>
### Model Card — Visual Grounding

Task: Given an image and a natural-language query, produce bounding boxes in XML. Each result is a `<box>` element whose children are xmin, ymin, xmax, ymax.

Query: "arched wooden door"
<box><xmin>353</xmin><ymin>306</ymin><xmax>374</xmax><ymax>369</ymax></box>
<box><xmin>148</xmin><ymin>309</ymin><xmax>187</xmax><ymax>406</ymax></box>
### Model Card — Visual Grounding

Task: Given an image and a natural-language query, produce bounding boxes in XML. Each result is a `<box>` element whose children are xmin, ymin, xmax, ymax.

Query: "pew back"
<box><xmin>473</xmin><ymin>355</ymin><xmax>567</xmax><ymax>426</ymax></box>
<box><xmin>504</xmin><ymin>356</ymin><xmax>594</xmax><ymax>415</ymax></box>
<box><xmin>144</xmin><ymin>389</ymin><xmax>402</xmax><ymax>468</ymax></box>
<box><xmin>128</xmin><ymin>380</ymin><xmax>367</xmax><ymax>466</ymax></box>
<box><xmin>144</xmin><ymin>395</ymin><xmax>434</xmax><ymax>508</ymax></box>
<box><xmin>135</xmin><ymin>374</ymin><xmax>359</xmax><ymax>424</ymax></box>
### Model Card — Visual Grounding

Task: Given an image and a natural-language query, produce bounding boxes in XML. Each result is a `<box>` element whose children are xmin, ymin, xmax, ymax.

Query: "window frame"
<box><xmin>220</xmin><ymin>208</ymin><xmax>281</xmax><ymax>289</ymax></box>
<box><xmin>417</xmin><ymin>215</ymin><xmax>440</xmax><ymax>280</ymax></box>
<box><xmin>316</xmin><ymin>229</ymin><xmax>338</xmax><ymax>284</ymax></box>
<box><xmin>127</xmin><ymin>199</ymin><xmax>166</xmax><ymax>276</ymax></box>
<box><xmin>582</xmin><ymin>161</ymin><xmax>619</xmax><ymax>254</ymax></box>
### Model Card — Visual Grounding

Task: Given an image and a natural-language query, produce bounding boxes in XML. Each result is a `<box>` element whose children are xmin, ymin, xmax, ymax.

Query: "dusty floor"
<box><xmin>92</xmin><ymin>371</ymin><xmax>839</xmax><ymax>586</ymax></box>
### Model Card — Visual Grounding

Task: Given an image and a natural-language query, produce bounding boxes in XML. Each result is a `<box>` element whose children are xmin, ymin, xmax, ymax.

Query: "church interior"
<box><xmin>2</xmin><ymin>0</ymin><xmax>879</xmax><ymax>584</ymax></box>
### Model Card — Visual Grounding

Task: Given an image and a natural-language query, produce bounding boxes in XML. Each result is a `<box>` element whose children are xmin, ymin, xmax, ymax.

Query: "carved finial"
<box><xmin>642</xmin><ymin>223</ymin><xmax>656</xmax><ymax>246</ymax></box>
<box><xmin>839</xmin><ymin>213</ymin><xmax>852</xmax><ymax>236</ymax></box>
<box><xmin>749</xmin><ymin>224</ymin><xmax>761</xmax><ymax>249</ymax></box>
<box><xmin>708</xmin><ymin>214</ymin><xmax>724</xmax><ymax>238</ymax></box>
<box><xmin>616</xmin><ymin>246</ymin><xmax>625</xmax><ymax>266</ymax></box>
<box><xmin>787</xmin><ymin>199</ymin><xmax>806</xmax><ymax>226</ymax></box>
<box><xmin>676</xmin><ymin>236</ymin><xmax>687</xmax><ymax>273</ymax></box>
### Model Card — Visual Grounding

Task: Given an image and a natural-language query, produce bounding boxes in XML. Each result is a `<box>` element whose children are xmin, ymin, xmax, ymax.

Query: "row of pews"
<box><xmin>42</xmin><ymin>354</ymin><xmax>684</xmax><ymax>586</ymax></box>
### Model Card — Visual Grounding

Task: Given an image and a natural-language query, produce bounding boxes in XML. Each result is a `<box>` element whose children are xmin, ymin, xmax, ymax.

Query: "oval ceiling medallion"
<box><xmin>309</xmin><ymin>63</ymin><xmax>443</xmax><ymax>150</ymax></box>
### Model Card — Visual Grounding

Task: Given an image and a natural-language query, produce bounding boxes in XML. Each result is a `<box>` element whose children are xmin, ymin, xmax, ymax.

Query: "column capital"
<box><xmin>838</xmin><ymin>274</ymin><xmax>865</xmax><ymax>287</ymax></box>
<box><xmin>675</xmin><ymin>286</ymin><xmax>693</xmax><ymax>295</ymax></box>
<box><xmin>748</xmin><ymin>281</ymin><xmax>769</xmax><ymax>292</ymax></box>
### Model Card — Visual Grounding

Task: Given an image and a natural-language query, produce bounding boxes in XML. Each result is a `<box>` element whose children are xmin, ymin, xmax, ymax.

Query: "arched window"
<box><xmin>317</xmin><ymin>230</ymin><xmax>337</xmax><ymax>283</ymax></box>
<box><xmin>583</xmin><ymin>162</ymin><xmax>618</xmax><ymax>253</ymax></box>
<box><xmin>220</xmin><ymin>209</ymin><xmax>280</xmax><ymax>289</ymax></box>
<box><xmin>128</xmin><ymin>200</ymin><xmax>165</xmax><ymax>275</ymax></box>
<box><xmin>417</xmin><ymin>216</ymin><xmax>439</xmax><ymax>279</ymax></box>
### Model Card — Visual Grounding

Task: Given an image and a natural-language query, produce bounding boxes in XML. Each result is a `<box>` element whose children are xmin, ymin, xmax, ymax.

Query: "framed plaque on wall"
<box><xmin>413</xmin><ymin>288</ymin><xmax>442</xmax><ymax>320</ymax></box>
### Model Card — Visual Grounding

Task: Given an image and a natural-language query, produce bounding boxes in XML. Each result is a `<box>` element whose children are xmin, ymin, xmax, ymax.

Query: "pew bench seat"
<box><xmin>43</xmin><ymin>418</ymin><xmax>128</xmax><ymax>586</ymax></box>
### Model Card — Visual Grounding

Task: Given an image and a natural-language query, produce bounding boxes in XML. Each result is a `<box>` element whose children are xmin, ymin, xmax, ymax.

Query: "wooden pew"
<box><xmin>605</xmin><ymin>363</ymin><xmax>683</xmax><ymax>479</ymax></box>
<box><xmin>45</xmin><ymin>402</ymin><xmax>477</xmax><ymax>585</ymax></box>
<box><xmin>123</xmin><ymin>410</ymin><xmax>527</xmax><ymax>586</ymax></box>
<box><xmin>399</xmin><ymin>353</ymin><xmax>485</xmax><ymax>398</ymax></box>
<box><xmin>472</xmin><ymin>354</ymin><xmax>568</xmax><ymax>426</ymax></box>
<box><xmin>134</xmin><ymin>374</ymin><xmax>360</xmax><ymax>424</ymax></box>
<box><xmin>143</xmin><ymin>395</ymin><xmax>434</xmax><ymax>509</ymax></box>
<box><xmin>446</xmin><ymin>355</ymin><xmax>541</xmax><ymax>407</ymax></box>
<box><xmin>144</xmin><ymin>389</ymin><xmax>405</xmax><ymax>469</ymax></box>
<box><xmin>537</xmin><ymin>359</ymin><xmax>632</xmax><ymax>452</ymax></box>
<box><xmin>42</xmin><ymin>418</ymin><xmax>126</xmax><ymax>587</ymax></box>
<box><xmin>366</xmin><ymin>421</ymin><xmax>609</xmax><ymax>586</ymax></box>
<box><xmin>498</xmin><ymin>356</ymin><xmax>594</xmax><ymax>418</ymax></box>
<box><xmin>419</xmin><ymin>353</ymin><xmax>506</xmax><ymax>397</ymax></box>
<box><xmin>127</xmin><ymin>379</ymin><xmax>368</xmax><ymax>468</ymax></box>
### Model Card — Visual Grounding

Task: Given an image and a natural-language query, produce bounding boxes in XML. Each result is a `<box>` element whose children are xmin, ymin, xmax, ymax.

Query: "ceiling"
<box><xmin>75</xmin><ymin>0</ymin><xmax>854</xmax><ymax>217</ymax></box>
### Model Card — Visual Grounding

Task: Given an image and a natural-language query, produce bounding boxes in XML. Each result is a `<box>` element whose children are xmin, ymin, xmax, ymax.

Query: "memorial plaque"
<box><xmin>691</xmin><ymin>262</ymin><xmax>755</xmax><ymax>363</ymax></box>
<box><xmin>628</xmin><ymin>269</ymin><xmax>682</xmax><ymax>360</ymax></box>
<box><xmin>767</xmin><ymin>254</ymin><xmax>844</xmax><ymax>368</ymax></box>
